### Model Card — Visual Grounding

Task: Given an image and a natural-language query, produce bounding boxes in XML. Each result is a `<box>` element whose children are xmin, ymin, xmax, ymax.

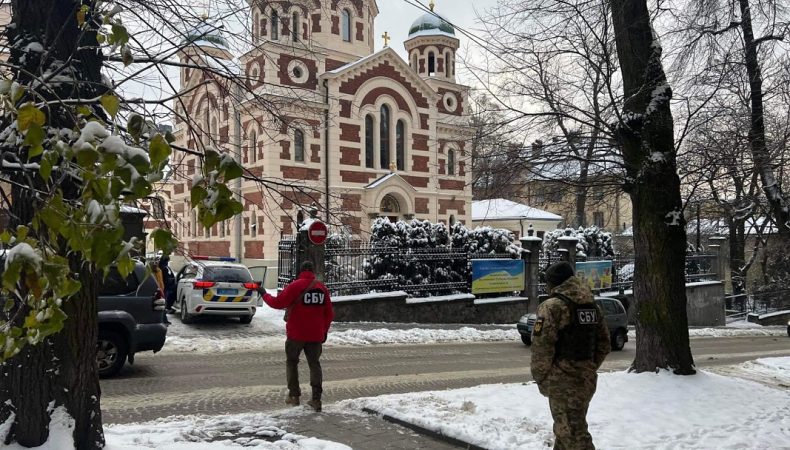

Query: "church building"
<box><xmin>166</xmin><ymin>0</ymin><xmax>473</xmax><ymax>265</ymax></box>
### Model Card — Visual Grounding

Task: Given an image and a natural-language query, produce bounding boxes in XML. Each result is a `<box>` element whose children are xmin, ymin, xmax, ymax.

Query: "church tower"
<box><xmin>403</xmin><ymin>1</ymin><xmax>459</xmax><ymax>83</ymax></box>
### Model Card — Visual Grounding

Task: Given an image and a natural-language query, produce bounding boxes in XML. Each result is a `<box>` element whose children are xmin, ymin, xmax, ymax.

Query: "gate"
<box><xmin>277</xmin><ymin>238</ymin><xmax>297</xmax><ymax>290</ymax></box>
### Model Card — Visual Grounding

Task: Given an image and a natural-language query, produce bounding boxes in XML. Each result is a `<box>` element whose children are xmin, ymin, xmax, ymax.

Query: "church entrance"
<box><xmin>380</xmin><ymin>194</ymin><xmax>401</xmax><ymax>223</ymax></box>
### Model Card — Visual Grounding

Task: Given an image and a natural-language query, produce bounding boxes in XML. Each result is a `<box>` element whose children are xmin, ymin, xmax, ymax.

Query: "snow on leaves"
<box><xmin>542</xmin><ymin>226</ymin><xmax>615</xmax><ymax>260</ymax></box>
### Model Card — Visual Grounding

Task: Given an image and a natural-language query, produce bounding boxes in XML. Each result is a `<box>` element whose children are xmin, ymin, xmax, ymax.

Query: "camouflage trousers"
<box><xmin>544</xmin><ymin>374</ymin><xmax>597</xmax><ymax>450</ymax></box>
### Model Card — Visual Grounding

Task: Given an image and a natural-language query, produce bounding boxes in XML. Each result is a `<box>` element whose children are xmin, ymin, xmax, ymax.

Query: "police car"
<box><xmin>174</xmin><ymin>256</ymin><xmax>262</xmax><ymax>324</ymax></box>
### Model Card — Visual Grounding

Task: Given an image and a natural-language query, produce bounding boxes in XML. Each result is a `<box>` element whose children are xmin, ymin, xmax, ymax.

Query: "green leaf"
<box><xmin>23</xmin><ymin>124</ymin><xmax>45</xmax><ymax>158</ymax></box>
<box><xmin>100</xmin><ymin>94</ymin><xmax>120</xmax><ymax>119</ymax></box>
<box><xmin>18</xmin><ymin>103</ymin><xmax>45</xmax><ymax>132</ymax></box>
<box><xmin>117</xmin><ymin>254</ymin><xmax>135</xmax><ymax>278</ymax></box>
<box><xmin>77</xmin><ymin>5</ymin><xmax>90</xmax><ymax>27</ymax></box>
<box><xmin>148</xmin><ymin>134</ymin><xmax>171</xmax><ymax>168</ymax></box>
<box><xmin>76</xmin><ymin>146</ymin><xmax>100</xmax><ymax>167</ymax></box>
<box><xmin>191</xmin><ymin>185</ymin><xmax>208</xmax><ymax>206</ymax></box>
<box><xmin>127</xmin><ymin>114</ymin><xmax>144</xmax><ymax>142</ymax></box>
<box><xmin>111</xmin><ymin>23</ymin><xmax>129</xmax><ymax>46</ymax></box>
<box><xmin>76</xmin><ymin>105</ymin><xmax>93</xmax><ymax>117</ymax></box>
<box><xmin>150</xmin><ymin>228</ymin><xmax>178</xmax><ymax>256</ymax></box>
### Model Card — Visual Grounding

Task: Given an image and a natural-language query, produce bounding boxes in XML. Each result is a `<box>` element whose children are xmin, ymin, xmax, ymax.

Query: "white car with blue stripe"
<box><xmin>174</xmin><ymin>257</ymin><xmax>261</xmax><ymax>324</ymax></box>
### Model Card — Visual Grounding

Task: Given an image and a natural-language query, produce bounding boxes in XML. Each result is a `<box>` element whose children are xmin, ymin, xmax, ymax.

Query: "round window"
<box><xmin>443</xmin><ymin>92</ymin><xmax>458</xmax><ymax>112</ymax></box>
<box><xmin>287</xmin><ymin>60</ymin><xmax>309</xmax><ymax>84</ymax></box>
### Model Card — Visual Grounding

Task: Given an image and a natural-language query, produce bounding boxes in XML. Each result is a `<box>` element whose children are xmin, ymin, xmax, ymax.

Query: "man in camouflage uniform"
<box><xmin>531</xmin><ymin>262</ymin><xmax>611</xmax><ymax>450</ymax></box>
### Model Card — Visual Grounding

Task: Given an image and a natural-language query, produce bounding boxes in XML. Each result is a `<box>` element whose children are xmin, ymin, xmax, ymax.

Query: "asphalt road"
<box><xmin>100</xmin><ymin>335</ymin><xmax>790</xmax><ymax>424</ymax></box>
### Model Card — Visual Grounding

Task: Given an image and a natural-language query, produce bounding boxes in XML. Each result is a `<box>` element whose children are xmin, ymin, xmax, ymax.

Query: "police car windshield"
<box><xmin>202</xmin><ymin>267</ymin><xmax>252</xmax><ymax>283</ymax></box>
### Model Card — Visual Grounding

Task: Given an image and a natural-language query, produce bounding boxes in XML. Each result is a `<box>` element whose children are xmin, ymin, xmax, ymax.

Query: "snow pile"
<box><xmin>349</xmin><ymin>363</ymin><xmax>790</xmax><ymax>450</ymax></box>
<box><xmin>330</xmin><ymin>327</ymin><xmax>518</xmax><ymax>346</ymax></box>
<box><xmin>739</xmin><ymin>357</ymin><xmax>790</xmax><ymax>386</ymax></box>
<box><xmin>628</xmin><ymin>326</ymin><xmax>787</xmax><ymax>340</ymax></box>
<box><xmin>3</xmin><ymin>407</ymin><xmax>75</xmax><ymax>450</ymax></box>
<box><xmin>103</xmin><ymin>413</ymin><xmax>350</xmax><ymax>449</ymax></box>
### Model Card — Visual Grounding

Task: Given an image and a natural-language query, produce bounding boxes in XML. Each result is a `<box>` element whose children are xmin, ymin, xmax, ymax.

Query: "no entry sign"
<box><xmin>307</xmin><ymin>220</ymin><xmax>328</xmax><ymax>245</ymax></box>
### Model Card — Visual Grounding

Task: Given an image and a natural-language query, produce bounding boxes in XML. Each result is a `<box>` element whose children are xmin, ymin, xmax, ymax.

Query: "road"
<box><xmin>101</xmin><ymin>336</ymin><xmax>790</xmax><ymax>424</ymax></box>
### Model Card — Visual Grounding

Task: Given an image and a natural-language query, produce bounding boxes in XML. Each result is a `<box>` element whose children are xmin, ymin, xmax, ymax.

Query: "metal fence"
<box><xmin>281</xmin><ymin>238</ymin><xmax>521</xmax><ymax>297</ymax></box>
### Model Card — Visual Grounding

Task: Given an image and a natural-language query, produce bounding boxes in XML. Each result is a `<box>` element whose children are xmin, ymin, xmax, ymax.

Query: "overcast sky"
<box><xmin>373</xmin><ymin>0</ymin><xmax>497</xmax><ymax>62</ymax></box>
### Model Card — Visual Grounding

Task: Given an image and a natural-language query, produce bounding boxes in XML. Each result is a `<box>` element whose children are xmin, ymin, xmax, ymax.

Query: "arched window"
<box><xmin>396</xmin><ymin>120</ymin><xmax>405</xmax><ymax>171</ymax></box>
<box><xmin>253</xmin><ymin>11</ymin><xmax>260</xmax><ymax>42</ymax></box>
<box><xmin>271</xmin><ymin>11</ymin><xmax>280</xmax><ymax>40</ymax></box>
<box><xmin>365</xmin><ymin>115</ymin><xmax>374</xmax><ymax>168</ymax></box>
<box><xmin>428</xmin><ymin>52</ymin><xmax>435</xmax><ymax>76</ymax></box>
<box><xmin>294</xmin><ymin>129</ymin><xmax>305</xmax><ymax>162</ymax></box>
<box><xmin>447</xmin><ymin>149</ymin><xmax>456</xmax><ymax>175</ymax></box>
<box><xmin>292</xmin><ymin>12</ymin><xmax>300</xmax><ymax>41</ymax></box>
<box><xmin>411</xmin><ymin>53</ymin><xmax>417</xmax><ymax>70</ymax></box>
<box><xmin>249</xmin><ymin>130</ymin><xmax>257</xmax><ymax>163</ymax></box>
<box><xmin>379</xmin><ymin>105</ymin><xmax>390</xmax><ymax>169</ymax></box>
<box><xmin>210</xmin><ymin>117</ymin><xmax>217</xmax><ymax>143</ymax></box>
<box><xmin>445</xmin><ymin>51</ymin><xmax>451</xmax><ymax>77</ymax></box>
<box><xmin>341</xmin><ymin>9</ymin><xmax>352</xmax><ymax>42</ymax></box>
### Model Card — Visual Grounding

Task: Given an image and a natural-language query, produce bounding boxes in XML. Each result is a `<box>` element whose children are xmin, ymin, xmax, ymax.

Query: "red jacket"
<box><xmin>264</xmin><ymin>271</ymin><xmax>334</xmax><ymax>342</ymax></box>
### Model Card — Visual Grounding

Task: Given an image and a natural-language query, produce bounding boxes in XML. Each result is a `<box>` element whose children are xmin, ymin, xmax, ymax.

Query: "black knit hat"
<box><xmin>300</xmin><ymin>261</ymin><xmax>315</xmax><ymax>272</ymax></box>
<box><xmin>545</xmin><ymin>261</ymin><xmax>575</xmax><ymax>287</ymax></box>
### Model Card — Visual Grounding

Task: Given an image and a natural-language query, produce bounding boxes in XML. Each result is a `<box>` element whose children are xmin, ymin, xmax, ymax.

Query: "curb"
<box><xmin>362</xmin><ymin>407</ymin><xmax>487</xmax><ymax>450</ymax></box>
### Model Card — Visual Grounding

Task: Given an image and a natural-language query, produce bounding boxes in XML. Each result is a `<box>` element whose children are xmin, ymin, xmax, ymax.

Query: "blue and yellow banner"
<box><xmin>576</xmin><ymin>261</ymin><xmax>613</xmax><ymax>291</ymax></box>
<box><xmin>471</xmin><ymin>259</ymin><xmax>525</xmax><ymax>294</ymax></box>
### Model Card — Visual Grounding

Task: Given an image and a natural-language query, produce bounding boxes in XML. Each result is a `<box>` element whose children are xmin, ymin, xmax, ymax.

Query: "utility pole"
<box><xmin>234</xmin><ymin>82</ymin><xmax>243</xmax><ymax>262</ymax></box>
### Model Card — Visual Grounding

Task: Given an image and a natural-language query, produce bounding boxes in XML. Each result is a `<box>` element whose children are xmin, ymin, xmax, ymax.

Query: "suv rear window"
<box><xmin>100</xmin><ymin>268</ymin><xmax>140</xmax><ymax>296</ymax></box>
<box><xmin>202</xmin><ymin>267</ymin><xmax>252</xmax><ymax>283</ymax></box>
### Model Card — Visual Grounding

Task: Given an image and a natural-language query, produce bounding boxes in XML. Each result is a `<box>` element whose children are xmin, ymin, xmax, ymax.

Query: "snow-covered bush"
<box><xmin>364</xmin><ymin>218</ymin><xmax>520</xmax><ymax>294</ymax></box>
<box><xmin>543</xmin><ymin>226</ymin><xmax>615</xmax><ymax>260</ymax></box>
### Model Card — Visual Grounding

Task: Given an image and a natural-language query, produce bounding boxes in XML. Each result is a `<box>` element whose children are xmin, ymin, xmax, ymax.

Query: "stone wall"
<box><xmin>332</xmin><ymin>294</ymin><xmax>529</xmax><ymax>324</ymax></box>
<box><xmin>604</xmin><ymin>281</ymin><xmax>725</xmax><ymax>327</ymax></box>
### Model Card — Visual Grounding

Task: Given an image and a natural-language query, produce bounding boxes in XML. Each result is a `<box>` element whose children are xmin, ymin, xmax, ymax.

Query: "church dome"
<box><xmin>407</xmin><ymin>12</ymin><xmax>455</xmax><ymax>39</ymax></box>
<box><xmin>184</xmin><ymin>20</ymin><xmax>228</xmax><ymax>50</ymax></box>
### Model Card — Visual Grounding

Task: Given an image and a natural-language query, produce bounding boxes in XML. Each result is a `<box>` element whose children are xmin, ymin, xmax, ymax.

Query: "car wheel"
<box><xmin>239</xmin><ymin>315</ymin><xmax>253</xmax><ymax>324</ymax></box>
<box><xmin>520</xmin><ymin>333</ymin><xmax>532</xmax><ymax>346</ymax></box>
<box><xmin>612</xmin><ymin>329</ymin><xmax>627</xmax><ymax>351</ymax></box>
<box><xmin>180</xmin><ymin>299</ymin><xmax>195</xmax><ymax>324</ymax></box>
<box><xmin>97</xmin><ymin>330</ymin><xmax>128</xmax><ymax>378</ymax></box>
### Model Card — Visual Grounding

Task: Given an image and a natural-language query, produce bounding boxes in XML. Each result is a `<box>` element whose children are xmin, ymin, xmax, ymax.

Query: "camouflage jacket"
<box><xmin>530</xmin><ymin>276</ymin><xmax>611</xmax><ymax>385</ymax></box>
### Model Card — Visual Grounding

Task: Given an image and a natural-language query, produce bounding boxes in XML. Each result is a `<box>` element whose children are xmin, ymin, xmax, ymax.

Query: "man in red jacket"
<box><xmin>258</xmin><ymin>261</ymin><xmax>334</xmax><ymax>412</ymax></box>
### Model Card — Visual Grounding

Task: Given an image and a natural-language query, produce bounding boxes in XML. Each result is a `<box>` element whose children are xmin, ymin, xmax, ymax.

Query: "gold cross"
<box><xmin>382</xmin><ymin>31</ymin><xmax>391</xmax><ymax>47</ymax></box>
<box><xmin>429</xmin><ymin>0</ymin><xmax>436</xmax><ymax>11</ymax></box>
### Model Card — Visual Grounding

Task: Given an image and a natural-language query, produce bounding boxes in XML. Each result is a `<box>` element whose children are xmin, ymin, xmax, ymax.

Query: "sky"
<box><xmin>372</xmin><ymin>0</ymin><xmax>498</xmax><ymax>62</ymax></box>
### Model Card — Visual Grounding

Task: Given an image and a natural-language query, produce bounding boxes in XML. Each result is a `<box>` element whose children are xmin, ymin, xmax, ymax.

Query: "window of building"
<box><xmin>251</xmin><ymin>211</ymin><xmax>257</xmax><ymax>237</ymax></box>
<box><xmin>379</xmin><ymin>105</ymin><xmax>390</xmax><ymax>169</ymax></box>
<box><xmin>593</xmin><ymin>211</ymin><xmax>604</xmax><ymax>228</ymax></box>
<box><xmin>220</xmin><ymin>220</ymin><xmax>226</xmax><ymax>238</ymax></box>
<box><xmin>191</xmin><ymin>210</ymin><xmax>197</xmax><ymax>237</ymax></box>
<box><xmin>271</xmin><ymin>11</ymin><xmax>280</xmax><ymax>40</ymax></box>
<box><xmin>249</xmin><ymin>130</ymin><xmax>257</xmax><ymax>163</ymax></box>
<box><xmin>396</xmin><ymin>120</ymin><xmax>405</xmax><ymax>171</ymax></box>
<box><xmin>445</xmin><ymin>51</ymin><xmax>451</xmax><ymax>77</ymax></box>
<box><xmin>152</xmin><ymin>197</ymin><xmax>165</xmax><ymax>220</ymax></box>
<box><xmin>253</xmin><ymin>11</ymin><xmax>260</xmax><ymax>42</ymax></box>
<box><xmin>294</xmin><ymin>129</ymin><xmax>305</xmax><ymax>162</ymax></box>
<box><xmin>447</xmin><ymin>149</ymin><xmax>455</xmax><ymax>175</ymax></box>
<box><xmin>411</xmin><ymin>53</ymin><xmax>417</xmax><ymax>69</ymax></box>
<box><xmin>365</xmin><ymin>115</ymin><xmax>374</xmax><ymax>168</ymax></box>
<box><xmin>428</xmin><ymin>52</ymin><xmax>435</xmax><ymax>76</ymax></box>
<box><xmin>292</xmin><ymin>12</ymin><xmax>299</xmax><ymax>41</ymax></box>
<box><xmin>341</xmin><ymin>9</ymin><xmax>351</xmax><ymax>42</ymax></box>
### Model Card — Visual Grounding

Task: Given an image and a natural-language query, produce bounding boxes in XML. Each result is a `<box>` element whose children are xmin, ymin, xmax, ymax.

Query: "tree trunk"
<box><xmin>728</xmin><ymin>220</ymin><xmax>747</xmax><ymax>295</ymax></box>
<box><xmin>608</xmin><ymin>0</ymin><xmax>695</xmax><ymax>374</ymax></box>
<box><xmin>738</xmin><ymin>0</ymin><xmax>790</xmax><ymax>235</ymax></box>
<box><xmin>1</xmin><ymin>1</ymin><xmax>106</xmax><ymax>448</ymax></box>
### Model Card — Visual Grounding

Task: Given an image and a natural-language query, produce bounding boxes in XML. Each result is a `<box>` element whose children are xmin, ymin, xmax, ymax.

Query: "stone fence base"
<box><xmin>332</xmin><ymin>292</ymin><xmax>529</xmax><ymax>324</ymax></box>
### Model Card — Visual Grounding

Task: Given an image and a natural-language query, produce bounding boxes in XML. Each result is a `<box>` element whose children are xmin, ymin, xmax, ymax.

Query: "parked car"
<box><xmin>98</xmin><ymin>262</ymin><xmax>168</xmax><ymax>377</ymax></box>
<box><xmin>517</xmin><ymin>297</ymin><xmax>629</xmax><ymax>351</ymax></box>
<box><xmin>174</xmin><ymin>257</ymin><xmax>261</xmax><ymax>324</ymax></box>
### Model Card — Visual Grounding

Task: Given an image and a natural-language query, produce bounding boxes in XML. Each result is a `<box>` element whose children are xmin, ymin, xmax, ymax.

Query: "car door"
<box><xmin>247</xmin><ymin>265</ymin><xmax>268</xmax><ymax>306</ymax></box>
<box><xmin>176</xmin><ymin>264</ymin><xmax>197</xmax><ymax>306</ymax></box>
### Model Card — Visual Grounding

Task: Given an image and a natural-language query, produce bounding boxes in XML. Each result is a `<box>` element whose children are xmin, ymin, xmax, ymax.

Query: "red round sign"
<box><xmin>307</xmin><ymin>220</ymin><xmax>328</xmax><ymax>245</ymax></box>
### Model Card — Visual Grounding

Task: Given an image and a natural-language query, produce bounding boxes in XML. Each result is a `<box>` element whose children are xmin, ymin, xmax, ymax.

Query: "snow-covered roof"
<box><xmin>184</xmin><ymin>20</ymin><xmax>228</xmax><ymax>50</ymax></box>
<box><xmin>408</xmin><ymin>11</ymin><xmax>456</xmax><ymax>38</ymax></box>
<box><xmin>472</xmin><ymin>199</ymin><xmax>563</xmax><ymax>222</ymax></box>
<box><xmin>366</xmin><ymin>172</ymin><xmax>397</xmax><ymax>189</ymax></box>
<box><xmin>120</xmin><ymin>205</ymin><xmax>148</xmax><ymax>215</ymax></box>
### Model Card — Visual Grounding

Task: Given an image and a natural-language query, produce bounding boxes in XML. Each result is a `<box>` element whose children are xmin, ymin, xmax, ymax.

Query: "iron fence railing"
<box><xmin>277</xmin><ymin>239</ymin><xmax>297</xmax><ymax>291</ymax></box>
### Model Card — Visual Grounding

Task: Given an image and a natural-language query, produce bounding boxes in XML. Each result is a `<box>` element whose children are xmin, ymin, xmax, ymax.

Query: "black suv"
<box><xmin>97</xmin><ymin>262</ymin><xmax>168</xmax><ymax>377</ymax></box>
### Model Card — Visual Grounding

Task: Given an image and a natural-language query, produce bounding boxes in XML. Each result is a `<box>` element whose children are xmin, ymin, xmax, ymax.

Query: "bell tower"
<box><xmin>403</xmin><ymin>1</ymin><xmax>459</xmax><ymax>82</ymax></box>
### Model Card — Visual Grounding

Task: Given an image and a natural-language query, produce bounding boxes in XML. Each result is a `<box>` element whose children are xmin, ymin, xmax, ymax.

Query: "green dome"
<box><xmin>408</xmin><ymin>12</ymin><xmax>455</xmax><ymax>38</ymax></box>
<box><xmin>184</xmin><ymin>20</ymin><xmax>228</xmax><ymax>49</ymax></box>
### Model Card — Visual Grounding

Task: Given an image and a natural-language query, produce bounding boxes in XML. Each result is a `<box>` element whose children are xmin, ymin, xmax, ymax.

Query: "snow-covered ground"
<box><xmin>2</xmin><ymin>411</ymin><xmax>350</xmax><ymax>450</ymax></box>
<box><xmin>160</xmin><ymin>309</ymin><xmax>786</xmax><ymax>354</ymax></box>
<box><xmin>347</xmin><ymin>357</ymin><xmax>790</xmax><ymax>450</ymax></box>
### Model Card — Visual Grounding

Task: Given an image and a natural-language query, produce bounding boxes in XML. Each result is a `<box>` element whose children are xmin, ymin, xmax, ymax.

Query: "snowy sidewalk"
<box><xmin>345</xmin><ymin>357</ymin><xmax>790</xmax><ymax>450</ymax></box>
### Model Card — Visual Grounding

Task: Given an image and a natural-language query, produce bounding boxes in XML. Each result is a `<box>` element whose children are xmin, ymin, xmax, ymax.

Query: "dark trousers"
<box><xmin>285</xmin><ymin>339</ymin><xmax>323</xmax><ymax>401</ymax></box>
